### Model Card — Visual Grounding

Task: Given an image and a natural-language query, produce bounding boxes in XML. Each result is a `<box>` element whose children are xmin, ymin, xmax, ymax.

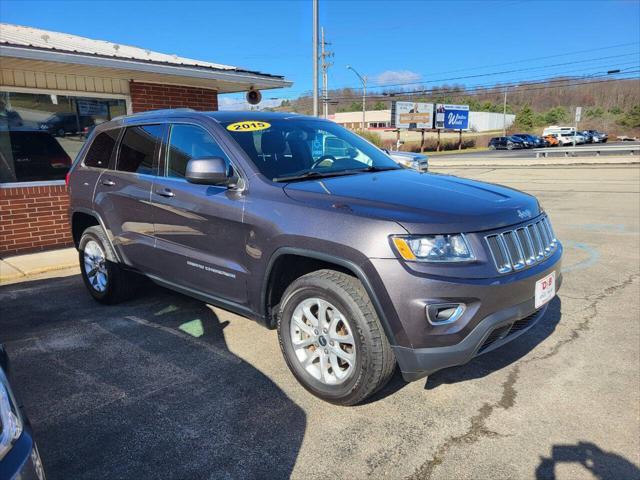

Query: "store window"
<box><xmin>0</xmin><ymin>91</ymin><xmax>127</xmax><ymax>183</ymax></box>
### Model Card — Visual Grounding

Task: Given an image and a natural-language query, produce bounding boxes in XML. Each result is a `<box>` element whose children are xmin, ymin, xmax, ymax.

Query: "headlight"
<box><xmin>0</xmin><ymin>378</ymin><xmax>23</xmax><ymax>460</ymax></box>
<box><xmin>392</xmin><ymin>234</ymin><xmax>475</xmax><ymax>262</ymax></box>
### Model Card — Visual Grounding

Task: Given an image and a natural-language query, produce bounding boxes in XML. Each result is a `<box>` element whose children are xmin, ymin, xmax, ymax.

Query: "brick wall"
<box><xmin>130</xmin><ymin>81</ymin><xmax>218</xmax><ymax>112</ymax></box>
<box><xmin>0</xmin><ymin>184</ymin><xmax>72</xmax><ymax>256</ymax></box>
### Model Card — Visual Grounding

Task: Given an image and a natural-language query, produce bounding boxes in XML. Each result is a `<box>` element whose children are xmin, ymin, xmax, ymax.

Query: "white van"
<box><xmin>543</xmin><ymin>125</ymin><xmax>576</xmax><ymax>137</ymax></box>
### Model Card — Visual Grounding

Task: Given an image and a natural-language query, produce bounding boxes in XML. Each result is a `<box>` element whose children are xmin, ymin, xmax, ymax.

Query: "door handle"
<box><xmin>101</xmin><ymin>179</ymin><xmax>115</xmax><ymax>186</ymax></box>
<box><xmin>155</xmin><ymin>188</ymin><xmax>175</xmax><ymax>198</ymax></box>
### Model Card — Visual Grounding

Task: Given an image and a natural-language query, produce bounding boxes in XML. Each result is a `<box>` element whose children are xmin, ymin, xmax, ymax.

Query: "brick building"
<box><xmin>0</xmin><ymin>23</ymin><xmax>290</xmax><ymax>255</ymax></box>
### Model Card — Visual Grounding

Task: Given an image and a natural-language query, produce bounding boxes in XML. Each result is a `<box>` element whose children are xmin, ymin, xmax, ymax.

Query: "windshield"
<box><xmin>220</xmin><ymin>118</ymin><xmax>400</xmax><ymax>181</ymax></box>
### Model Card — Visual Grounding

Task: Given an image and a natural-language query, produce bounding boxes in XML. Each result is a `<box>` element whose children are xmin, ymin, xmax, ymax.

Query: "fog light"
<box><xmin>426</xmin><ymin>303</ymin><xmax>465</xmax><ymax>325</ymax></box>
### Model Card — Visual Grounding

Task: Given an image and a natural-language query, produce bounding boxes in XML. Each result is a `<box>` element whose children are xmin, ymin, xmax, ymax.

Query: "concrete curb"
<box><xmin>0</xmin><ymin>247</ymin><xmax>79</xmax><ymax>284</ymax></box>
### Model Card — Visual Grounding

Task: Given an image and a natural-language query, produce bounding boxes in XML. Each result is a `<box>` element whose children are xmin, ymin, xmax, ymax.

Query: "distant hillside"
<box><xmin>272</xmin><ymin>77</ymin><xmax>640</xmax><ymax>135</ymax></box>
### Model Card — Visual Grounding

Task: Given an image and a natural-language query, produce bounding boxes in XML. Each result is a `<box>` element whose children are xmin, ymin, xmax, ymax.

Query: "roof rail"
<box><xmin>112</xmin><ymin>108</ymin><xmax>196</xmax><ymax>121</ymax></box>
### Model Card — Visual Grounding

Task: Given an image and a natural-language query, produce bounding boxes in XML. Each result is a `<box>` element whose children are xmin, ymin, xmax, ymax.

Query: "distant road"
<box><xmin>432</xmin><ymin>141</ymin><xmax>640</xmax><ymax>159</ymax></box>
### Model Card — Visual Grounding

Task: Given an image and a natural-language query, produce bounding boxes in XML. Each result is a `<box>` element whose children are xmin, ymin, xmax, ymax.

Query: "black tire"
<box><xmin>57</xmin><ymin>128</ymin><xmax>65</xmax><ymax>137</ymax></box>
<box><xmin>507</xmin><ymin>142</ymin><xmax>514</xmax><ymax>150</ymax></box>
<box><xmin>78</xmin><ymin>226</ymin><xmax>135</xmax><ymax>304</ymax></box>
<box><xmin>277</xmin><ymin>270</ymin><xmax>395</xmax><ymax>406</ymax></box>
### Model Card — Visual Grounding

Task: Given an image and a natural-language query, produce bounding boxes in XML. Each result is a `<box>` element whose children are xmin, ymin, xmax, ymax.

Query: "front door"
<box><xmin>150</xmin><ymin>122</ymin><xmax>249</xmax><ymax>305</ymax></box>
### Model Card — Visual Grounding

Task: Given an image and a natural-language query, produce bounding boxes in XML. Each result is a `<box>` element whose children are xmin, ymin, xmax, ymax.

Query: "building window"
<box><xmin>0</xmin><ymin>91</ymin><xmax>127</xmax><ymax>183</ymax></box>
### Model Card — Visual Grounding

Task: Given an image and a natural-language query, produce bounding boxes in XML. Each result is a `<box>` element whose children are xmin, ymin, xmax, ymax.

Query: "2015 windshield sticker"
<box><xmin>226</xmin><ymin>121</ymin><xmax>271</xmax><ymax>132</ymax></box>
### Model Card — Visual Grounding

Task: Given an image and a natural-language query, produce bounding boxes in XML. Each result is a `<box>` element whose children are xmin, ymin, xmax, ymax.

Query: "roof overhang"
<box><xmin>0</xmin><ymin>44</ymin><xmax>292</xmax><ymax>93</ymax></box>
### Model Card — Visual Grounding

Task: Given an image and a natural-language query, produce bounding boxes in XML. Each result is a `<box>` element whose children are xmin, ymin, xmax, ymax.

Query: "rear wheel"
<box><xmin>507</xmin><ymin>142</ymin><xmax>514</xmax><ymax>150</ymax></box>
<box><xmin>277</xmin><ymin>270</ymin><xmax>395</xmax><ymax>405</ymax></box>
<box><xmin>79</xmin><ymin>226</ymin><xmax>136</xmax><ymax>304</ymax></box>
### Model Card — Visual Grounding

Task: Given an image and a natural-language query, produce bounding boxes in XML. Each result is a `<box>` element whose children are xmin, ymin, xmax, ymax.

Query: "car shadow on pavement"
<box><xmin>535</xmin><ymin>441</ymin><xmax>640</xmax><ymax>480</ymax></box>
<box><xmin>0</xmin><ymin>274</ymin><xmax>306</xmax><ymax>480</ymax></box>
<box><xmin>425</xmin><ymin>296</ymin><xmax>562</xmax><ymax>390</ymax></box>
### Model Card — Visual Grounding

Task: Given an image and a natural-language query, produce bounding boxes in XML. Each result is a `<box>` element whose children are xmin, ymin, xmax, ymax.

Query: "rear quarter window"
<box><xmin>84</xmin><ymin>129</ymin><xmax>120</xmax><ymax>168</ymax></box>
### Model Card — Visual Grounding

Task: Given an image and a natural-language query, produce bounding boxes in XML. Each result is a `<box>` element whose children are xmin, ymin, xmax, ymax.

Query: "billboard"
<box><xmin>391</xmin><ymin>101</ymin><xmax>434</xmax><ymax>129</ymax></box>
<box><xmin>435</xmin><ymin>104</ymin><xmax>470</xmax><ymax>130</ymax></box>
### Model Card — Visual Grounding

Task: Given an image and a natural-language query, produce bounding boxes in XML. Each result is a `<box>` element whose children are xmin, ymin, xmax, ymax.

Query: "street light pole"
<box><xmin>312</xmin><ymin>0</ymin><xmax>319</xmax><ymax>116</ymax></box>
<box><xmin>502</xmin><ymin>87</ymin><xmax>508</xmax><ymax>136</ymax></box>
<box><xmin>347</xmin><ymin>65</ymin><xmax>366</xmax><ymax>131</ymax></box>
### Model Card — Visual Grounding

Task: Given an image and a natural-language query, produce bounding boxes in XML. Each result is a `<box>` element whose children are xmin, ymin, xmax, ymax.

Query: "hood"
<box><xmin>283</xmin><ymin>169</ymin><xmax>540</xmax><ymax>234</ymax></box>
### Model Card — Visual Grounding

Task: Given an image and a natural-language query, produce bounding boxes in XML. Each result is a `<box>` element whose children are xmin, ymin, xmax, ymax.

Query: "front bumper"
<box><xmin>368</xmin><ymin>245</ymin><xmax>562</xmax><ymax>381</ymax></box>
<box><xmin>394</xmin><ymin>301</ymin><xmax>551</xmax><ymax>381</ymax></box>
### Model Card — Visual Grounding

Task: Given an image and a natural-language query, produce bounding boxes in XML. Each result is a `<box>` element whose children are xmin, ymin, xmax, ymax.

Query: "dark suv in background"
<box><xmin>68</xmin><ymin>110</ymin><xmax>562</xmax><ymax>405</ymax></box>
<box><xmin>488</xmin><ymin>136</ymin><xmax>526</xmax><ymax>150</ymax></box>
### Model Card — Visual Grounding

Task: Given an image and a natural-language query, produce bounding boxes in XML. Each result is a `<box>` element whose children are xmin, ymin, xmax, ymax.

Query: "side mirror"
<box><xmin>185</xmin><ymin>157</ymin><xmax>229</xmax><ymax>185</ymax></box>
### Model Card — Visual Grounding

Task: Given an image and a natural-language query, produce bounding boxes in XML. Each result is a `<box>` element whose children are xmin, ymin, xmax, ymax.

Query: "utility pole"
<box><xmin>312</xmin><ymin>0</ymin><xmax>319</xmax><ymax>117</ymax></box>
<box><xmin>320</xmin><ymin>27</ymin><xmax>333</xmax><ymax>119</ymax></box>
<box><xmin>502</xmin><ymin>87</ymin><xmax>508</xmax><ymax>136</ymax></box>
<box><xmin>347</xmin><ymin>65</ymin><xmax>367</xmax><ymax>131</ymax></box>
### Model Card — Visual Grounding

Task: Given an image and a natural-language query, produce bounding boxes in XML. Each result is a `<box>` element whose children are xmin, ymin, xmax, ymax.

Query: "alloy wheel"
<box><xmin>83</xmin><ymin>240</ymin><xmax>108</xmax><ymax>293</ymax></box>
<box><xmin>289</xmin><ymin>297</ymin><xmax>356</xmax><ymax>385</ymax></box>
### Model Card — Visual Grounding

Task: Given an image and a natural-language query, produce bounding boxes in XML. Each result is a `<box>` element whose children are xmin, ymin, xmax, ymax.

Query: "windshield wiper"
<box><xmin>349</xmin><ymin>166</ymin><xmax>400</xmax><ymax>173</ymax></box>
<box><xmin>273</xmin><ymin>170</ymin><xmax>362</xmax><ymax>183</ymax></box>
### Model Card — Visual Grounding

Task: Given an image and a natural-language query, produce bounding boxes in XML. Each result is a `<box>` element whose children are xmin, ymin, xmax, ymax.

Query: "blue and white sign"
<box><xmin>435</xmin><ymin>104</ymin><xmax>470</xmax><ymax>130</ymax></box>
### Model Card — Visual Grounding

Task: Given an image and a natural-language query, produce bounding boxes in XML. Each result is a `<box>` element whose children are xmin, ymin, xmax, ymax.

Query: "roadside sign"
<box><xmin>575</xmin><ymin>107</ymin><xmax>582</xmax><ymax>123</ymax></box>
<box><xmin>435</xmin><ymin>104</ymin><xmax>470</xmax><ymax>130</ymax></box>
<box><xmin>391</xmin><ymin>101</ymin><xmax>434</xmax><ymax>129</ymax></box>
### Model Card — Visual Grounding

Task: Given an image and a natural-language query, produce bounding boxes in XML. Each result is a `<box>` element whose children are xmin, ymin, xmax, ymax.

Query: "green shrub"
<box><xmin>357</xmin><ymin>130</ymin><xmax>383</xmax><ymax>147</ymax></box>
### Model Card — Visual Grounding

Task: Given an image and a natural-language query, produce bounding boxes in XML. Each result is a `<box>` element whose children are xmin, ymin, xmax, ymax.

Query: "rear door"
<box><xmin>93</xmin><ymin>123</ymin><xmax>165</xmax><ymax>272</ymax></box>
<box><xmin>150</xmin><ymin>122</ymin><xmax>249</xmax><ymax>305</ymax></box>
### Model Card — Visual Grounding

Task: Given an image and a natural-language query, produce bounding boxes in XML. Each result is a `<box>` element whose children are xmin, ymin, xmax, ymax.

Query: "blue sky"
<box><xmin>1</xmin><ymin>0</ymin><xmax>639</xmax><ymax>108</ymax></box>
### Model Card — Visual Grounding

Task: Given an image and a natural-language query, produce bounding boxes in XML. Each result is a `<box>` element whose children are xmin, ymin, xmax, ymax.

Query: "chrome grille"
<box><xmin>485</xmin><ymin>216</ymin><xmax>557</xmax><ymax>274</ymax></box>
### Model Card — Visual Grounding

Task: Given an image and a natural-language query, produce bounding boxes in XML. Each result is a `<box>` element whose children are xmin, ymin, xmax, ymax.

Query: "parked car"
<box><xmin>0</xmin><ymin>129</ymin><xmax>72</xmax><ymax>182</ymax></box>
<box><xmin>39</xmin><ymin>113</ymin><xmax>94</xmax><ymax>137</ymax></box>
<box><xmin>488</xmin><ymin>136</ymin><xmax>526</xmax><ymax>150</ymax></box>
<box><xmin>562</xmin><ymin>132</ymin><xmax>586</xmax><ymax>145</ymax></box>
<box><xmin>68</xmin><ymin>110</ymin><xmax>562</xmax><ymax>405</ymax></box>
<box><xmin>582</xmin><ymin>130</ymin><xmax>608</xmax><ymax>143</ymax></box>
<box><xmin>386</xmin><ymin>150</ymin><xmax>429</xmax><ymax>172</ymax></box>
<box><xmin>0</xmin><ymin>345</ymin><xmax>46</xmax><ymax>480</ymax></box>
<box><xmin>511</xmin><ymin>134</ymin><xmax>540</xmax><ymax>148</ymax></box>
<box><xmin>579</xmin><ymin>131</ymin><xmax>594</xmax><ymax>143</ymax></box>
<box><xmin>543</xmin><ymin>134</ymin><xmax>560</xmax><ymax>147</ymax></box>
<box><xmin>554</xmin><ymin>132</ymin><xmax>577</xmax><ymax>146</ymax></box>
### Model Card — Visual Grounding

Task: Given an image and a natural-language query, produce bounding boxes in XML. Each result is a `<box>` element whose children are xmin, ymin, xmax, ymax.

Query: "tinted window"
<box><xmin>117</xmin><ymin>125</ymin><xmax>163</xmax><ymax>174</ymax></box>
<box><xmin>84</xmin><ymin>130</ymin><xmax>120</xmax><ymax>168</ymax></box>
<box><xmin>166</xmin><ymin>124</ymin><xmax>229</xmax><ymax>178</ymax></box>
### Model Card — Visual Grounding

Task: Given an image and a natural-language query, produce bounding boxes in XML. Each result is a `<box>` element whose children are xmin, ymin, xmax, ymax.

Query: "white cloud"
<box><xmin>218</xmin><ymin>95</ymin><xmax>285</xmax><ymax>111</ymax></box>
<box><xmin>374</xmin><ymin>70</ymin><xmax>421</xmax><ymax>86</ymax></box>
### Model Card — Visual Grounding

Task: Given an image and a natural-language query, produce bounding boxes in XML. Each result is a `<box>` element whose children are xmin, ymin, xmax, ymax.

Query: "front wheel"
<box><xmin>507</xmin><ymin>142</ymin><xmax>514</xmax><ymax>150</ymax></box>
<box><xmin>277</xmin><ymin>270</ymin><xmax>395</xmax><ymax>405</ymax></box>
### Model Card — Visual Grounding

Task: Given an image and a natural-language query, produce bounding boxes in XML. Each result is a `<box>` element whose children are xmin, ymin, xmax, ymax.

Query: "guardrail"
<box><xmin>535</xmin><ymin>145</ymin><xmax>639</xmax><ymax>158</ymax></box>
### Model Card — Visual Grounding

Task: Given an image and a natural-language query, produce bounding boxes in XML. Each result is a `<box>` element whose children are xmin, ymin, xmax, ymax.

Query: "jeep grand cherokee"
<box><xmin>67</xmin><ymin>110</ymin><xmax>562</xmax><ymax>405</ymax></box>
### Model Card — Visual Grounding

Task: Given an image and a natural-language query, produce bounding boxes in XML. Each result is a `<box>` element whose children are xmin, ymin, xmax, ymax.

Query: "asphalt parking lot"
<box><xmin>1</xmin><ymin>164</ymin><xmax>639</xmax><ymax>480</ymax></box>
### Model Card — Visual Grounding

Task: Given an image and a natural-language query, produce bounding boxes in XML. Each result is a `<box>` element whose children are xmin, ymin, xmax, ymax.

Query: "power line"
<box><xmin>353</xmin><ymin>41</ymin><xmax>640</xmax><ymax>89</ymax></box>
<box><xmin>341</xmin><ymin>52</ymin><xmax>640</xmax><ymax>92</ymax></box>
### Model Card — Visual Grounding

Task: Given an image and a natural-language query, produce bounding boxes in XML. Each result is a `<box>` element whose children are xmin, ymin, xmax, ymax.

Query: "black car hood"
<box><xmin>283</xmin><ymin>169</ymin><xmax>540</xmax><ymax>233</ymax></box>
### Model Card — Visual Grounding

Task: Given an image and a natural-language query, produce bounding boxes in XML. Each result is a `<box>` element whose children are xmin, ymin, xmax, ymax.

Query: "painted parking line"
<box><xmin>561</xmin><ymin>240</ymin><xmax>601</xmax><ymax>274</ymax></box>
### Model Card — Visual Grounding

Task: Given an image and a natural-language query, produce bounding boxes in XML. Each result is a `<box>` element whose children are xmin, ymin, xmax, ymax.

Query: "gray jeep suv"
<box><xmin>68</xmin><ymin>110</ymin><xmax>562</xmax><ymax>405</ymax></box>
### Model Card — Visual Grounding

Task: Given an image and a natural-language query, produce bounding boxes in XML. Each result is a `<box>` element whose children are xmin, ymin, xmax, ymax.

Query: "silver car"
<box><xmin>386</xmin><ymin>150</ymin><xmax>429</xmax><ymax>172</ymax></box>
